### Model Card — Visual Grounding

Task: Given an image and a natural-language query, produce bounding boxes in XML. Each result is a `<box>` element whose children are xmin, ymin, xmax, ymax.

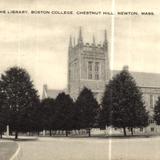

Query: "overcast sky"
<box><xmin>0</xmin><ymin>0</ymin><xmax>160</xmax><ymax>97</ymax></box>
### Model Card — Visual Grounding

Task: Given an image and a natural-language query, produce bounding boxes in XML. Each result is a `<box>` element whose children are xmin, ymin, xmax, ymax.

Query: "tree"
<box><xmin>54</xmin><ymin>92</ymin><xmax>74</xmax><ymax>136</ymax></box>
<box><xmin>0</xmin><ymin>86</ymin><xmax>7</xmax><ymax>138</ymax></box>
<box><xmin>19</xmin><ymin>100</ymin><xmax>41</xmax><ymax>135</ymax></box>
<box><xmin>154</xmin><ymin>97</ymin><xmax>160</xmax><ymax>125</ymax></box>
<box><xmin>75</xmin><ymin>87</ymin><xmax>99</xmax><ymax>137</ymax></box>
<box><xmin>101</xmin><ymin>68</ymin><xmax>149</xmax><ymax>136</ymax></box>
<box><xmin>41</xmin><ymin>98</ymin><xmax>55</xmax><ymax>136</ymax></box>
<box><xmin>1</xmin><ymin>66</ymin><xmax>40</xmax><ymax>139</ymax></box>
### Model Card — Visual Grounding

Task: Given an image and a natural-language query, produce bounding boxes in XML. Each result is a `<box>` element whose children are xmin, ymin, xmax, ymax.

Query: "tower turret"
<box><xmin>68</xmin><ymin>35</ymin><xmax>73</xmax><ymax>93</ymax></box>
<box><xmin>103</xmin><ymin>29</ymin><xmax>108</xmax><ymax>48</ymax></box>
<box><xmin>77</xmin><ymin>27</ymin><xmax>83</xmax><ymax>46</ymax></box>
<box><xmin>103</xmin><ymin>29</ymin><xmax>110</xmax><ymax>81</ymax></box>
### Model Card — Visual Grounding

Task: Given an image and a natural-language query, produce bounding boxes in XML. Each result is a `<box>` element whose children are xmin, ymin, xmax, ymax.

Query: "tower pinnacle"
<box><xmin>103</xmin><ymin>29</ymin><xmax>108</xmax><ymax>47</ymax></box>
<box><xmin>104</xmin><ymin>29</ymin><xmax>107</xmax><ymax>42</ymax></box>
<box><xmin>78</xmin><ymin>27</ymin><xmax>83</xmax><ymax>45</ymax></box>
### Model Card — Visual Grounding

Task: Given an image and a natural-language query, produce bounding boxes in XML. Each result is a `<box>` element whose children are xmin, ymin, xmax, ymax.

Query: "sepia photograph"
<box><xmin>0</xmin><ymin>0</ymin><xmax>160</xmax><ymax>160</ymax></box>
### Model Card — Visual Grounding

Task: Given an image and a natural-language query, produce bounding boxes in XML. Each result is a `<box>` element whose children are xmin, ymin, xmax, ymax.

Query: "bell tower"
<box><xmin>68</xmin><ymin>27</ymin><xmax>110</xmax><ymax>102</ymax></box>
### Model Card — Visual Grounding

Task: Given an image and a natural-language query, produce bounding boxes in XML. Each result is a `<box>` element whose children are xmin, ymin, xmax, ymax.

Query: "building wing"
<box><xmin>113</xmin><ymin>70</ymin><xmax>160</xmax><ymax>88</ymax></box>
<box><xmin>42</xmin><ymin>84</ymin><xmax>66</xmax><ymax>99</ymax></box>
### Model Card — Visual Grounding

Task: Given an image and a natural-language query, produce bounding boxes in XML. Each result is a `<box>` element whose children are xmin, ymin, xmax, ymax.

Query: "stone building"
<box><xmin>67</xmin><ymin>28</ymin><xmax>160</xmax><ymax>132</ymax></box>
<box><xmin>43</xmin><ymin>27</ymin><xmax>160</xmax><ymax>132</ymax></box>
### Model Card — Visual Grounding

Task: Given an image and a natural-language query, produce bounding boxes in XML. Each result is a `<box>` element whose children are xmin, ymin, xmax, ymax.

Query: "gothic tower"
<box><xmin>68</xmin><ymin>27</ymin><xmax>110</xmax><ymax>102</ymax></box>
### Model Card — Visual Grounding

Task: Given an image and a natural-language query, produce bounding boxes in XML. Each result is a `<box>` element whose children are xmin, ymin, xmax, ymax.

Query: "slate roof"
<box><xmin>46</xmin><ymin>89</ymin><xmax>64</xmax><ymax>99</ymax></box>
<box><xmin>113</xmin><ymin>70</ymin><xmax>160</xmax><ymax>88</ymax></box>
<box><xmin>42</xmin><ymin>84</ymin><xmax>67</xmax><ymax>99</ymax></box>
<box><xmin>42</xmin><ymin>70</ymin><xmax>160</xmax><ymax>99</ymax></box>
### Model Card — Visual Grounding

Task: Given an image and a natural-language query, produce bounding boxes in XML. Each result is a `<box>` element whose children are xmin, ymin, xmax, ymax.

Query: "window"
<box><xmin>95</xmin><ymin>62</ymin><xmax>99</xmax><ymax>72</ymax></box>
<box><xmin>88</xmin><ymin>61</ymin><xmax>93</xmax><ymax>79</ymax></box>
<box><xmin>87</xmin><ymin>61</ymin><xmax>101</xmax><ymax>80</ymax></box>
<box><xmin>140</xmin><ymin>128</ymin><xmax>143</xmax><ymax>132</ymax></box>
<box><xmin>88</xmin><ymin>61</ymin><xmax>93</xmax><ymax>71</ymax></box>
<box><xmin>71</xmin><ymin>62</ymin><xmax>77</xmax><ymax>80</ymax></box>
<box><xmin>95</xmin><ymin>62</ymin><xmax>100</xmax><ymax>80</ymax></box>
<box><xmin>149</xmin><ymin>119</ymin><xmax>154</xmax><ymax>124</ymax></box>
<box><xmin>150</xmin><ymin>95</ymin><xmax>154</xmax><ymax>109</ymax></box>
<box><xmin>95</xmin><ymin>74</ymin><xmax>99</xmax><ymax>80</ymax></box>
<box><xmin>151</xmin><ymin>127</ymin><xmax>154</xmax><ymax>132</ymax></box>
<box><xmin>88</xmin><ymin>73</ymin><xmax>92</xmax><ymax>79</ymax></box>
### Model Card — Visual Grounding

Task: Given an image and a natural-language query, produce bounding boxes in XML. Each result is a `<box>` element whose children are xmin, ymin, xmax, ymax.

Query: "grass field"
<box><xmin>0</xmin><ymin>141</ymin><xmax>18</xmax><ymax>160</ymax></box>
<box><xmin>17</xmin><ymin>136</ymin><xmax>160</xmax><ymax>160</ymax></box>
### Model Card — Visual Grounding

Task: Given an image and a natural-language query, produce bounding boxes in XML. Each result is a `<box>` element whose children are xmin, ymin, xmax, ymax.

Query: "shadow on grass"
<box><xmin>1</xmin><ymin>136</ymin><xmax>38</xmax><ymax>142</ymax></box>
<box><xmin>2</xmin><ymin>133</ymin><xmax>159</xmax><ymax>141</ymax></box>
<box><xmin>0</xmin><ymin>141</ymin><xmax>18</xmax><ymax>160</ymax></box>
<box><xmin>37</xmin><ymin>133</ymin><xmax>158</xmax><ymax>139</ymax></box>
<box><xmin>64</xmin><ymin>134</ymin><xmax>152</xmax><ymax>139</ymax></box>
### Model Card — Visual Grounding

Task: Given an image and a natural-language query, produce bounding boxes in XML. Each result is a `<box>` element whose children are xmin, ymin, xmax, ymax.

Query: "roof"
<box><xmin>47</xmin><ymin>89</ymin><xmax>64</xmax><ymax>99</ymax></box>
<box><xmin>42</xmin><ymin>70</ymin><xmax>160</xmax><ymax>99</ymax></box>
<box><xmin>42</xmin><ymin>84</ymin><xmax>67</xmax><ymax>99</ymax></box>
<box><xmin>113</xmin><ymin>70</ymin><xmax>160</xmax><ymax>88</ymax></box>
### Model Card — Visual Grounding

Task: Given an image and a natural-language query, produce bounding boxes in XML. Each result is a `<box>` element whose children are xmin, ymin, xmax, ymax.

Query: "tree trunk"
<box><xmin>88</xmin><ymin>129</ymin><xmax>91</xmax><ymax>137</ymax></box>
<box><xmin>49</xmin><ymin>129</ymin><xmax>52</xmax><ymax>136</ymax></box>
<box><xmin>15</xmin><ymin>131</ymin><xmax>18</xmax><ymax>139</ymax></box>
<box><xmin>66</xmin><ymin>130</ymin><xmax>68</xmax><ymax>137</ymax></box>
<box><xmin>0</xmin><ymin>131</ymin><xmax>2</xmax><ymax>139</ymax></box>
<box><xmin>131</xmin><ymin>128</ymin><xmax>133</xmax><ymax>136</ymax></box>
<box><xmin>123</xmin><ymin>127</ymin><xmax>127</xmax><ymax>136</ymax></box>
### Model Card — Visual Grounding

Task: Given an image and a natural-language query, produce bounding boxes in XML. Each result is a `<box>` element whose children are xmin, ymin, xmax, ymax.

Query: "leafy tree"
<box><xmin>19</xmin><ymin>99</ymin><xmax>41</xmax><ymax>135</ymax></box>
<box><xmin>1</xmin><ymin>66</ymin><xmax>40</xmax><ymax>139</ymax></box>
<box><xmin>101</xmin><ymin>69</ymin><xmax>148</xmax><ymax>136</ymax></box>
<box><xmin>72</xmin><ymin>101</ymin><xmax>82</xmax><ymax>131</ymax></box>
<box><xmin>54</xmin><ymin>92</ymin><xmax>74</xmax><ymax>136</ymax></box>
<box><xmin>0</xmin><ymin>87</ymin><xmax>7</xmax><ymax>138</ymax></box>
<box><xmin>41</xmin><ymin>98</ymin><xmax>55</xmax><ymax>136</ymax></box>
<box><xmin>75</xmin><ymin>87</ymin><xmax>99</xmax><ymax>136</ymax></box>
<box><xmin>154</xmin><ymin>97</ymin><xmax>160</xmax><ymax>125</ymax></box>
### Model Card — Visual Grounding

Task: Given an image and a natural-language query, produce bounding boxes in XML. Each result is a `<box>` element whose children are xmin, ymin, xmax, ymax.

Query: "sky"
<box><xmin>0</xmin><ymin>0</ymin><xmax>160</xmax><ymax>97</ymax></box>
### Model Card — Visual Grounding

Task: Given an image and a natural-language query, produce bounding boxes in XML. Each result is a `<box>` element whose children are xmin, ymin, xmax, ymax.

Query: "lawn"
<box><xmin>0</xmin><ymin>141</ymin><xmax>18</xmax><ymax>160</ymax></box>
<box><xmin>18</xmin><ymin>136</ymin><xmax>160</xmax><ymax>160</ymax></box>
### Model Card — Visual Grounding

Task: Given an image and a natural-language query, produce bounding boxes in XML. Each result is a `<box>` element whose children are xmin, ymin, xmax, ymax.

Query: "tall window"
<box><xmin>95</xmin><ymin>62</ymin><xmax>100</xmax><ymax>80</ymax></box>
<box><xmin>150</xmin><ymin>95</ymin><xmax>154</xmax><ymax>109</ymax></box>
<box><xmin>88</xmin><ymin>61</ymin><xmax>93</xmax><ymax>79</ymax></box>
<box><xmin>71</xmin><ymin>62</ymin><xmax>77</xmax><ymax>80</ymax></box>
